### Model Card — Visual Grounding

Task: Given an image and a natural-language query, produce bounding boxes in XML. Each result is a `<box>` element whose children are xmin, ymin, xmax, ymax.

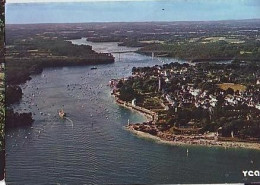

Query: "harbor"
<box><xmin>5</xmin><ymin>40</ymin><xmax>260</xmax><ymax>184</ymax></box>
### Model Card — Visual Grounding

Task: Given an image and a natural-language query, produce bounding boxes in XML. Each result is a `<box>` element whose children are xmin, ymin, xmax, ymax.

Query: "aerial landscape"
<box><xmin>4</xmin><ymin>0</ymin><xmax>260</xmax><ymax>184</ymax></box>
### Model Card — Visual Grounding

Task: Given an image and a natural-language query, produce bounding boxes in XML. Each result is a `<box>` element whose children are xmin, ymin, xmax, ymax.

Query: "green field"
<box><xmin>218</xmin><ymin>83</ymin><xmax>247</xmax><ymax>92</ymax></box>
<box><xmin>0</xmin><ymin>73</ymin><xmax>4</xmax><ymax>81</ymax></box>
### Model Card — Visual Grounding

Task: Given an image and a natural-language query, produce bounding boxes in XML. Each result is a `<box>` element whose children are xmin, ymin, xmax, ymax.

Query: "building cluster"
<box><xmin>132</xmin><ymin>62</ymin><xmax>260</xmax><ymax>113</ymax></box>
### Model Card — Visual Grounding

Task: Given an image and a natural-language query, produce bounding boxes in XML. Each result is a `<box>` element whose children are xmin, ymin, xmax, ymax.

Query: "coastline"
<box><xmin>113</xmin><ymin>93</ymin><xmax>260</xmax><ymax>151</ymax></box>
<box><xmin>126</xmin><ymin>125</ymin><xmax>260</xmax><ymax>150</ymax></box>
<box><xmin>114</xmin><ymin>96</ymin><xmax>156</xmax><ymax>122</ymax></box>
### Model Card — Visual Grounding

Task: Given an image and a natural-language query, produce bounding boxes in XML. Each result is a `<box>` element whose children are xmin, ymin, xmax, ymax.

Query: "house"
<box><xmin>132</xmin><ymin>98</ymin><xmax>137</xmax><ymax>106</ymax></box>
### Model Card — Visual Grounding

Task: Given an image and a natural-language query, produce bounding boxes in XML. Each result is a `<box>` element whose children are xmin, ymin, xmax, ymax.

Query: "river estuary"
<box><xmin>6</xmin><ymin>38</ymin><xmax>260</xmax><ymax>184</ymax></box>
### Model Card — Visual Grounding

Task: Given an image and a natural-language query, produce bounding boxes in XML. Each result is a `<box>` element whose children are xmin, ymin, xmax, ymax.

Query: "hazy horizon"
<box><xmin>6</xmin><ymin>0</ymin><xmax>260</xmax><ymax>24</ymax></box>
<box><xmin>5</xmin><ymin>19</ymin><xmax>260</xmax><ymax>26</ymax></box>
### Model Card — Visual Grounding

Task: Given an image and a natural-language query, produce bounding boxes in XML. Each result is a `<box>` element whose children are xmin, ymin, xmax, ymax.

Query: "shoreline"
<box><xmin>114</xmin><ymin>96</ymin><xmax>156</xmax><ymax>122</ymax></box>
<box><xmin>126</xmin><ymin>125</ymin><xmax>260</xmax><ymax>150</ymax></box>
<box><xmin>113</xmin><ymin>93</ymin><xmax>260</xmax><ymax>151</ymax></box>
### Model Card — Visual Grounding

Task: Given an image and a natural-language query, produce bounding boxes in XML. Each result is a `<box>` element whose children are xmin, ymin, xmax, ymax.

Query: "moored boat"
<box><xmin>91</xmin><ymin>67</ymin><xmax>97</xmax><ymax>70</ymax></box>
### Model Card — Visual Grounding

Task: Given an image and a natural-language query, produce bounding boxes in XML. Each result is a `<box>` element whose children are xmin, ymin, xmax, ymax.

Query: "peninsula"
<box><xmin>111</xmin><ymin>61</ymin><xmax>260</xmax><ymax>150</ymax></box>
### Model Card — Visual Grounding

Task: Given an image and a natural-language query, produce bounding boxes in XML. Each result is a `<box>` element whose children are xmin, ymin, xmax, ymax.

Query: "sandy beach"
<box><xmin>126</xmin><ymin>125</ymin><xmax>260</xmax><ymax>150</ymax></box>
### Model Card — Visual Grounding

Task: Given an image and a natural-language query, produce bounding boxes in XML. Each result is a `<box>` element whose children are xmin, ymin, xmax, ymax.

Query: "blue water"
<box><xmin>6</xmin><ymin>1</ymin><xmax>260</xmax><ymax>24</ymax></box>
<box><xmin>5</xmin><ymin>40</ymin><xmax>260</xmax><ymax>184</ymax></box>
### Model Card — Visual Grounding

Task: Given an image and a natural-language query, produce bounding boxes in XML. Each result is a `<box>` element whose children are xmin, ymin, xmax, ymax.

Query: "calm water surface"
<box><xmin>6</xmin><ymin>39</ymin><xmax>260</xmax><ymax>184</ymax></box>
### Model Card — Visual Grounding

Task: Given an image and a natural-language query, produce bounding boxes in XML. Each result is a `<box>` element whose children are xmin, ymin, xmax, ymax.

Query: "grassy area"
<box><xmin>0</xmin><ymin>72</ymin><xmax>4</xmax><ymax>81</ymax></box>
<box><xmin>203</xmin><ymin>37</ymin><xmax>244</xmax><ymax>44</ymax></box>
<box><xmin>218</xmin><ymin>83</ymin><xmax>247</xmax><ymax>92</ymax></box>
<box><xmin>140</xmin><ymin>40</ymin><xmax>165</xmax><ymax>44</ymax></box>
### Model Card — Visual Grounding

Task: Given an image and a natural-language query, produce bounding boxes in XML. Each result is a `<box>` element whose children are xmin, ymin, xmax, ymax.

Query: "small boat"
<box><xmin>59</xmin><ymin>109</ymin><xmax>66</xmax><ymax>119</ymax></box>
<box><xmin>91</xmin><ymin>67</ymin><xmax>97</xmax><ymax>70</ymax></box>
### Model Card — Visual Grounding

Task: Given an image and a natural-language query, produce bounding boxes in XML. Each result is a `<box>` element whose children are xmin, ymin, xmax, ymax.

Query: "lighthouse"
<box><xmin>158</xmin><ymin>77</ymin><xmax>161</xmax><ymax>91</ymax></box>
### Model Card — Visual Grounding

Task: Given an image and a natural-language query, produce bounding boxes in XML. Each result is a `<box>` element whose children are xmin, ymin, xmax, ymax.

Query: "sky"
<box><xmin>7</xmin><ymin>0</ymin><xmax>154</xmax><ymax>2</ymax></box>
<box><xmin>5</xmin><ymin>0</ymin><xmax>260</xmax><ymax>24</ymax></box>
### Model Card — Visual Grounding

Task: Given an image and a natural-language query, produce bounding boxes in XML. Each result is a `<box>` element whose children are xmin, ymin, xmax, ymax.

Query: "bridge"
<box><xmin>104</xmin><ymin>50</ymin><xmax>137</xmax><ymax>61</ymax></box>
<box><xmin>109</xmin><ymin>50</ymin><xmax>169</xmax><ymax>55</ymax></box>
<box><xmin>108</xmin><ymin>50</ymin><xmax>137</xmax><ymax>54</ymax></box>
<box><xmin>107</xmin><ymin>50</ymin><xmax>171</xmax><ymax>61</ymax></box>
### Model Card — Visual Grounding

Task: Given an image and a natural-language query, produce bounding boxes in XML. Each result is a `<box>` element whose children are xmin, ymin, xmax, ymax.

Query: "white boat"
<box><xmin>59</xmin><ymin>109</ymin><xmax>66</xmax><ymax>119</ymax></box>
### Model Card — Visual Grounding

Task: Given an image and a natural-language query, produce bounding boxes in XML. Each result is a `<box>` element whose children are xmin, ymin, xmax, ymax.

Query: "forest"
<box><xmin>138</xmin><ymin>40</ymin><xmax>260</xmax><ymax>62</ymax></box>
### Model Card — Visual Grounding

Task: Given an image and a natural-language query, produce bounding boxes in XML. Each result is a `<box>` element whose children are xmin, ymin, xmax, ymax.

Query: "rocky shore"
<box><xmin>6</xmin><ymin>109</ymin><xmax>34</xmax><ymax>129</ymax></box>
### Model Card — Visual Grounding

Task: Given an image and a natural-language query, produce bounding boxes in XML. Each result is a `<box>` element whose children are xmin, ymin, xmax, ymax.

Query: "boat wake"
<box><xmin>64</xmin><ymin>117</ymin><xmax>74</xmax><ymax>128</ymax></box>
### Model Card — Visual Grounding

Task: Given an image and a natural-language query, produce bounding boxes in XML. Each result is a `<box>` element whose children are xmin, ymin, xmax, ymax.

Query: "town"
<box><xmin>111</xmin><ymin>61</ymin><xmax>260</xmax><ymax>148</ymax></box>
